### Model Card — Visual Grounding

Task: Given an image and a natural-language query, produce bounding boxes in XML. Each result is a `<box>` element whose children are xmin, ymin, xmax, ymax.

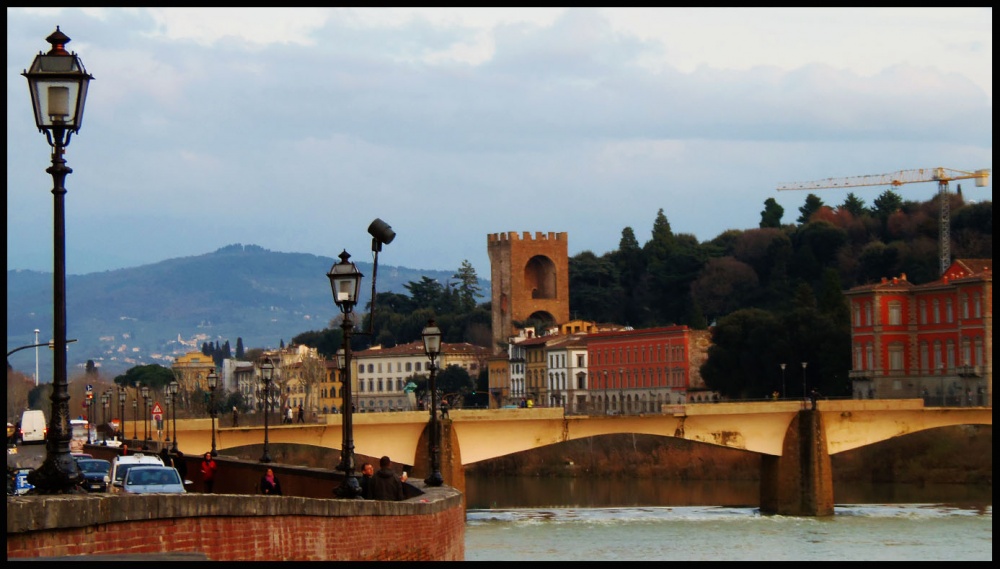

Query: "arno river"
<box><xmin>463</xmin><ymin>475</ymin><xmax>992</xmax><ymax>561</ymax></box>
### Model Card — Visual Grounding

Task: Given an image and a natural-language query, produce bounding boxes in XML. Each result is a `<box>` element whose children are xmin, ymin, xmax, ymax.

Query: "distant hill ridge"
<box><xmin>6</xmin><ymin>244</ymin><xmax>489</xmax><ymax>380</ymax></box>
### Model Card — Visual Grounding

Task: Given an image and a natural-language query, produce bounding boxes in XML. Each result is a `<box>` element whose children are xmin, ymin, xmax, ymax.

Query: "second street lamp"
<box><xmin>169</xmin><ymin>380</ymin><xmax>179</xmax><ymax>452</ymax></box>
<box><xmin>208</xmin><ymin>369</ymin><xmax>219</xmax><ymax>457</ymax></box>
<box><xmin>258</xmin><ymin>357</ymin><xmax>274</xmax><ymax>463</ymax></box>
<box><xmin>118</xmin><ymin>387</ymin><xmax>126</xmax><ymax>444</ymax></box>
<box><xmin>140</xmin><ymin>385</ymin><xmax>150</xmax><ymax>449</ymax></box>
<box><xmin>422</xmin><ymin>319</ymin><xmax>444</xmax><ymax>486</ymax></box>
<box><xmin>100</xmin><ymin>392</ymin><xmax>109</xmax><ymax>445</ymax></box>
<box><xmin>327</xmin><ymin>250</ymin><xmax>363</xmax><ymax>499</ymax></box>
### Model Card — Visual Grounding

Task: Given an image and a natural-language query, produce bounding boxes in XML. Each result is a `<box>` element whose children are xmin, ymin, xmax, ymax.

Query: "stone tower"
<box><xmin>487</xmin><ymin>231</ymin><xmax>570</xmax><ymax>354</ymax></box>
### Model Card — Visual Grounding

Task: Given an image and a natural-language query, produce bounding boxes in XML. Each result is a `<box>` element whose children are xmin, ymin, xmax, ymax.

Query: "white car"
<box><xmin>109</xmin><ymin>453</ymin><xmax>164</xmax><ymax>492</ymax></box>
<box><xmin>121</xmin><ymin>466</ymin><xmax>188</xmax><ymax>494</ymax></box>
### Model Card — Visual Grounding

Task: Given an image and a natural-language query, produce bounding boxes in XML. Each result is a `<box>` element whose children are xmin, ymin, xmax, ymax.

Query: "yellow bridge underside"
<box><xmin>169</xmin><ymin>400</ymin><xmax>991</xmax><ymax>468</ymax></box>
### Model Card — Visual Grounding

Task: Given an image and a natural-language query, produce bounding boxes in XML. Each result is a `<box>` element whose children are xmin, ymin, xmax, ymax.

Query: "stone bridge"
<box><xmin>164</xmin><ymin>399</ymin><xmax>990</xmax><ymax>516</ymax></box>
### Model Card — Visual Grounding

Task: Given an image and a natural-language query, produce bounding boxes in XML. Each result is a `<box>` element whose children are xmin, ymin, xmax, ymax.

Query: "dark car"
<box><xmin>76</xmin><ymin>458</ymin><xmax>111</xmax><ymax>493</ymax></box>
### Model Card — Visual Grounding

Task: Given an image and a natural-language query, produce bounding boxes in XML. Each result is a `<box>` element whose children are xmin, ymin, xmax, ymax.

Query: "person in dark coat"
<box><xmin>260</xmin><ymin>467</ymin><xmax>282</xmax><ymax>495</ymax></box>
<box><xmin>370</xmin><ymin>455</ymin><xmax>405</xmax><ymax>501</ymax></box>
<box><xmin>358</xmin><ymin>462</ymin><xmax>375</xmax><ymax>500</ymax></box>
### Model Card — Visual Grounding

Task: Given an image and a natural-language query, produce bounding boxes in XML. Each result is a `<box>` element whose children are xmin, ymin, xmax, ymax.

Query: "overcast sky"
<box><xmin>6</xmin><ymin>8</ymin><xmax>993</xmax><ymax>280</ymax></box>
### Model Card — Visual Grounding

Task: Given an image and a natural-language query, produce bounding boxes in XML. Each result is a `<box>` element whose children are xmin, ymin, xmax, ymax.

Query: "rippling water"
<box><xmin>465</xmin><ymin>504</ymin><xmax>992</xmax><ymax>561</ymax></box>
<box><xmin>463</xmin><ymin>476</ymin><xmax>992</xmax><ymax>561</ymax></box>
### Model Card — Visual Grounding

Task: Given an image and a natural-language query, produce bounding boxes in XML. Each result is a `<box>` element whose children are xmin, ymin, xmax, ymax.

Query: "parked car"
<box><xmin>75</xmin><ymin>458</ymin><xmax>111</xmax><ymax>493</ymax></box>
<box><xmin>120</xmin><ymin>465</ymin><xmax>188</xmax><ymax>494</ymax></box>
<box><xmin>109</xmin><ymin>453</ymin><xmax>164</xmax><ymax>492</ymax></box>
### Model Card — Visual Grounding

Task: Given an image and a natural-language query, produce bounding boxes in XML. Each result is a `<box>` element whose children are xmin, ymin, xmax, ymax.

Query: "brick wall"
<box><xmin>6</xmin><ymin>483</ymin><xmax>465</xmax><ymax>561</ymax></box>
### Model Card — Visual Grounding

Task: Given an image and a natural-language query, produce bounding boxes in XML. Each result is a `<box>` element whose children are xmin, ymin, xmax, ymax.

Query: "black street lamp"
<box><xmin>85</xmin><ymin>386</ymin><xmax>93</xmax><ymax>444</ymax></box>
<box><xmin>780</xmin><ymin>363</ymin><xmax>787</xmax><ymax>400</ymax></box>
<box><xmin>23</xmin><ymin>27</ymin><xmax>93</xmax><ymax>494</ymax></box>
<box><xmin>208</xmin><ymin>369</ymin><xmax>219</xmax><ymax>457</ymax></box>
<box><xmin>259</xmin><ymin>357</ymin><xmax>274</xmax><ymax>463</ymax></box>
<box><xmin>141</xmin><ymin>385</ymin><xmax>150</xmax><ymax>449</ymax></box>
<box><xmin>164</xmin><ymin>392</ymin><xmax>172</xmax><ymax>444</ymax></box>
<box><xmin>131</xmin><ymin>396</ymin><xmax>138</xmax><ymax>440</ymax></box>
<box><xmin>100</xmin><ymin>392</ymin><xmax>109</xmax><ymax>445</ymax></box>
<box><xmin>801</xmin><ymin>362</ymin><xmax>808</xmax><ymax>403</ymax></box>
<box><xmin>145</xmin><ymin>397</ymin><xmax>153</xmax><ymax>450</ymax></box>
<box><xmin>327</xmin><ymin>250</ymin><xmax>363</xmax><ymax>498</ymax></box>
<box><xmin>118</xmin><ymin>386</ymin><xmax>126</xmax><ymax>444</ymax></box>
<box><xmin>169</xmin><ymin>380</ymin><xmax>180</xmax><ymax>452</ymax></box>
<box><xmin>422</xmin><ymin>319</ymin><xmax>444</xmax><ymax>486</ymax></box>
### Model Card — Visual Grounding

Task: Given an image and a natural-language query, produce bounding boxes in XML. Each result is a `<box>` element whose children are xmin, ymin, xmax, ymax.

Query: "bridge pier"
<box><xmin>760</xmin><ymin>409</ymin><xmax>834</xmax><ymax>516</ymax></box>
<box><xmin>412</xmin><ymin>417</ymin><xmax>466</xmax><ymax>502</ymax></box>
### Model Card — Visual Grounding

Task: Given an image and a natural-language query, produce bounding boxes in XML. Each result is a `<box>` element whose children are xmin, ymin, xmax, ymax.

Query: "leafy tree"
<box><xmin>759</xmin><ymin>197</ymin><xmax>784</xmax><ymax>228</ymax></box>
<box><xmin>872</xmin><ymin>189</ymin><xmax>903</xmax><ymax>220</ymax></box>
<box><xmin>797</xmin><ymin>193</ymin><xmax>825</xmax><ymax>224</ymax></box>
<box><xmin>700</xmin><ymin>308</ymin><xmax>785</xmax><ymax>399</ymax></box>
<box><xmin>691</xmin><ymin>257</ymin><xmax>760</xmax><ymax>323</ymax></box>
<box><xmin>839</xmin><ymin>193</ymin><xmax>868</xmax><ymax>217</ymax></box>
<box><xmin>235</xmin><ymin>337</ymin><xmax>245</xmax><ymax>359</ymax></box>
<box><xmin>453</xmin><ymin>260</ymin><xmax>483</xmax><ymax>313</ymax></box>
<box><xmin>569</xmin><ymin>251</ymin><xmax>624</xmax><ymax>323</ymax></box>
<box><xmin>113</xmin><ymin>364</ymin><xmax>175</xmax><ymax>391</ymax></box>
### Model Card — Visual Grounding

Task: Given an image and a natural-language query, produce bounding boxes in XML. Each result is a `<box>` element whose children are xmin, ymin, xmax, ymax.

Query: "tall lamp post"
<box><xmin>327</xmin><ymin>250</ymin><xmax>363</xmax><ymax>498</ymax></box>
<box><xmin>801</xmin><ymin>362</ymin><xmax>808</xmax><ymax>402</ymax></box>
<box><xmin>118</xmin><ymin>386</ymin><xmax>126</xmax><ymax>444</ymax></box>
<box><xmin>169</xmin><ymin>380</ymin><xmax>180</xmax><ymax>452</ymax></box>
<box><xmin>23</xmin><ymin>27</ymin><xmax>93</xmax><ymax>494</ymax></box>
<box><xmin>207</xmin><ymin>369</ymin><xmax>219</xmax><ymax>457</ymax></box>
<box><xmin>131</xmin><ymin>396</ymin><xmax>138</xmax><ymax>440</ymax></box>
<box><xmin>145</xmin><ymin>395</ymin><xmax>153</xmax><ymax>449</ymax></box>
<box><xmin>84</xmin><ymin>386</ymin><xmax>93</xmax><ymax>444</ymax></box>
<box><xmin>422</xmin><ymin>319</ymin><xmax>444</xmax><ymax>486</ymax></box>
<box><xmin>258</xmin><ymin>357</ymin><xmax>274</xmax><ymax>463</ymax></box>
<box><xmin>100</xmin><ymin>392</ymin><xmax>109</xmax><ymax>445</ymax></box>
<box><xmin>34</xmin><ymin>329</ymin><xmax>40</xmax><ymax>387</ymax></box>
<box><xmin>141</xmin><ymin>385</ymin><xmax>150</xmax><ymax>448</ymax></box>
<box><xmin>164</xmin><ymin>392</ymin><xmax>172</xmax><ymax>444</ymax></box>
<box><xmin>780</xmin><ymin>363</ymin><xmax>787</xmax><ymax>399</ymax></box>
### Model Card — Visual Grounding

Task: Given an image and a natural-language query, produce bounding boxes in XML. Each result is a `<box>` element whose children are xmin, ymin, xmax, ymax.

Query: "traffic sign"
<box><xmin>152</xmin><ymin>402</ymin><xmax>164</xmax><ymax>423</ymax></box>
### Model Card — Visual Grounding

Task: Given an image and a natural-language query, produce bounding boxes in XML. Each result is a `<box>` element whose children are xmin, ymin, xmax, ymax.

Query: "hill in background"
<box><xmin>6</xmin><ymin>244</ymin><xmax>489</xmax><ymax>380</ymax></box>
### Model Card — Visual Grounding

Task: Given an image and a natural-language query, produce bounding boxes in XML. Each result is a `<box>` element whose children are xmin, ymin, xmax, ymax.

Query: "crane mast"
<box><xmin>777</xmin><ymin>167</ymin><xmax>991</xmax><ymax>276</ymax></box>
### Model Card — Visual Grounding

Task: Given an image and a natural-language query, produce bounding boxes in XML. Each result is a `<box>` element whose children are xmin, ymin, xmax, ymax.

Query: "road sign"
<box><xmin>152</xmin><ymin>402</ymin><xmax>164</xmax><ymax>423</ymax></box>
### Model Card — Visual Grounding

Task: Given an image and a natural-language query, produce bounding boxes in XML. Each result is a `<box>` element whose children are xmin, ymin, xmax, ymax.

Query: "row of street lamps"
<box><xmin>20</xmin><ymin>27</ymin><xmax>442</xmax><ymax>495</ymax></box>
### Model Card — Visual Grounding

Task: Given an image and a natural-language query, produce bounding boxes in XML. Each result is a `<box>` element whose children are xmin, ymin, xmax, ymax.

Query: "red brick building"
<box><xmin>845</xmin><ymin>259</ymin><xmax>992</xmax><ymax>406</ymax></box>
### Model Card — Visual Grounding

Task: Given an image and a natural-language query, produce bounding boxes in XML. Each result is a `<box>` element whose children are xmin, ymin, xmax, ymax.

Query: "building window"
<box><xmin>973</xmin><ymin>294</ymin><xmax>982</xmax><ymax>318</ymax></box>
<box><xmin>864</xmin><ymin>302</ymin><xmax>873</xmax><ymax>326</ymax></box>
<box><xmin>961</xmin><ymin>338</ymin><xmax>972</xmax><ymax>366</ymax></box>
<box><xmin>932</xmin><ymin>299</ymin><xmax>940</xmax><ymax>324</ymax></box>
<box><xmin>961</xmin><ymin>295</ymin><xmax>969</xmax><ymax>319</ymax></box>
<box><xmin>888</xmin><ymin>301</ymin><xmax>902</xmax><ymax>326</ymax></box>
<box><xmin>933</xmin><ymin>341</ymin><xmax>943</xmax><ymax>371</ymax></box>
<box><xmin>919</xmin><ymin>300</ymin><xmax>927</xmax><ymax>325</ymax></box>
<box><xmin>888</xmin><ymin>343</ymin><xmax>904</xmax><ymax>371</ymax></box>
<box><xmin>945</xmin><ymin>299</ymin><xmax>953</xmax><ymax>323</ymax></box>
<box><xmin>946</xmin><ymin>340</ymin><xmax>955</xmax><ymax>370</ymax></box>
<box><xmin>854</xmin><ymin>304</ymin><xmax>861</xmax><ymax>327</ymax></box>
<box><xmin>919</xmin><ymin>342</ymin><xmax>929</xmax><ymax>373</ymax></box>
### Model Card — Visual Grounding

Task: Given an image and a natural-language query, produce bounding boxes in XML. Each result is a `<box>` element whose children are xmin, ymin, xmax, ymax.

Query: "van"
<box><xmin>19</xmin><ymin>410</ymin><xmax>47</xmax><ymax>444</ymax></box>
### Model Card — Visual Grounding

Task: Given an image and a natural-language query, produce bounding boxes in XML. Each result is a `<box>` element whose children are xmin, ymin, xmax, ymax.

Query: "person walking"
<box><xmin>285</xmin><ymin>405</ymin><xmax>294</xmax><ymax>425</ymax></box>
<box><xmin>260</xmin><ymin>467</ymin><xmax>282</xmax><ymax>495</ymax></box>
<box><xmin>200</xmin><ymin>452</ymin><xmax>218</xmax><ymax>493</ymax></box>
<box><xmin>371</xmin><ymin>455</ymin><xmax>406</xmax><ymax>501</ymax></box>
<box><xmin>297</xmin><ymin>403</ymin><xmax>305</xmax><ymax>424</ymax></box>
<box><xmin>232</xmin><ymin>406</ymin><xmax>239</xmax><ymax>427</ymax></box>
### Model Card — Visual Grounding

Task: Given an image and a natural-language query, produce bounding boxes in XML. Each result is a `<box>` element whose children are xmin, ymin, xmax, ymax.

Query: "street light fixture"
<box><xmin>132</xmin><ymin>396</ymin><xmax>138</xmax><ymax>440</ymax></box>
<box><xmin>164</xmin><ymin>392</ymin><xmax>172</xmax><ymax>444</ymax></box>
<box><xmin>118</xmin><ymin>386</ymin><xmax>126</xmax><ymax>444</ymax></box>
<box><xmin>23</xmin><ymin>26</ymin><xmax>93</xmax><ymax>494</ymax></box>
<box><xmin>327</xmin><ymin>250</ymin><xmax>363</xmax><ymax>498</ymax></box>
<box><xmin>100</xmin><ymin>392</ymin><xmax>109</xmax><ymax>445</ymax></box>
<box><xmin>780</xmin><ymin>363</ymin><xmax>787</xmax><ymax>400</ymax></box>
<box><xmin>422</xmin><ymin>318</ymin><xmax>444</xmax><ymax>486</ymax></box>
<box><xmin>145</xmin><ymin>396</ymin><xmax>153</xmax><ymax>450</ymax></box>
<box><xmin>259</xmin><ymin>357</ymin><xmax>275</xmax><ymax>463</ymax></box>
<box><xmin>83</xmin><ymin>386</ymin><xmax>93</xmax><ymax>443</ymax></box>
<box><xmin>141</xmin><ymin>385</ymin><xmax>150</xmax><ymax>449</ymax></box>
<box><xmin>207</xmin><ymin>369</ymin><xmax>219</xmax><ymax>457</ymax></box>
<box><xmin>801</xmin><ymin>362</ymin><xmax>808</xmax><ymax>404</ymax></box>
<box><xmin>169</xmin><ymin>380</ymin><xmax>180</xmax><ymax>452</ymax></box>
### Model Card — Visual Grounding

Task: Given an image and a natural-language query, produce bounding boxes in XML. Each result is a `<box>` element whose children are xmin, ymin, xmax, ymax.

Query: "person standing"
<box><xmin>371</xmin><ymin>455</ymin><xmax>406</xmax><ymax>501</ymax></box>
<box><xmin>200</xmin><ymin>452</ymin><xmax>218</xmax><ymax>493</ymax></box>
<box><xmin>260</xmin><ymin>468</ymin><xmax>282</xmax><ymax>495</ymax></box>
<box><xmin>285</xmin><ymin>405</ymin><xmax>294</xmax><ymax>425</ymax></box>
<box><xmin>232</xmin><ymin>406</ymin><xmax>239</xmax><ymax>427</ymax></box>
<box><xmin>358</xmin><ymin>462</ymin><xmax>375</xmax><ymax>500</ymax></box>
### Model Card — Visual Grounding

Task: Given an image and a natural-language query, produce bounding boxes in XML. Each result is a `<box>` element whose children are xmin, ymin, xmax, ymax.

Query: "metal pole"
<box><xmin>209</xmin><ymin>384</ymin><xmax>218</xmax><ymax>457</ymax></box>
<box><xmin>34</xmin><ymin>329</ymin><xmax>40</xmax><ymax>387</ymax></box>
<box><xmin>425</xmin><ymin>358</ymin><xmax>443</xmax><ymax>486</ymax></box>
<box><xmin>334</xmin><ymin>313</ymin><xmax>361</xmax><ymax>498</ymax></box>
<box><xmin>132</xmin><ymin>398</ymin><xmax>138</xmax><ymax>439</ymax></box>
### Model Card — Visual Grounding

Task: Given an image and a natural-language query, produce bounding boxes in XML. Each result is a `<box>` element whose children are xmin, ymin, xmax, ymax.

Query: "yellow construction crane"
<box><xmin>777</xmin><ymin>167</ymin><xmax>991</xmax><ymax>276</ymax></box>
